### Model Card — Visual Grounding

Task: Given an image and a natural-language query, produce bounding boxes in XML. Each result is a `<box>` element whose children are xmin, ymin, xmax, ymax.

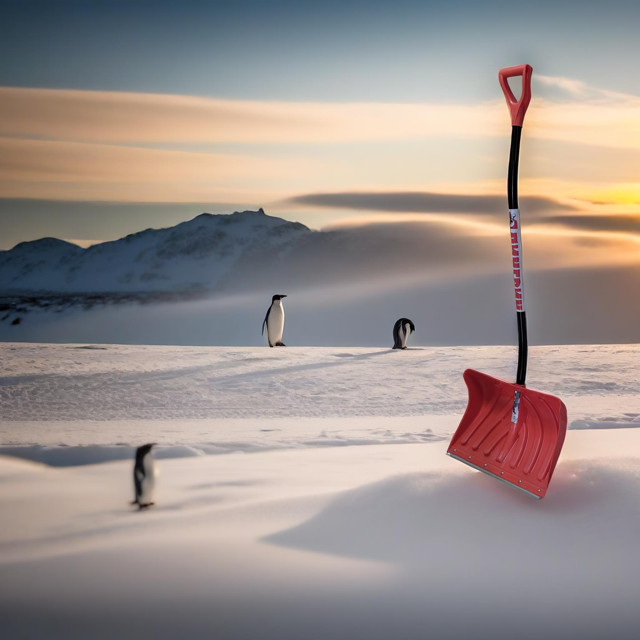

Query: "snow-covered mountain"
<box><xmin>3</xmin><ymin>208</ymin><xmax>640</xmax><ymax>346</ymax></box>
<box><xmin>0</xmin><ymin>207</ymin><xmax>502</xmax><ymax>298</ymax></box>
<box><xmin>0</xmin><ymin>209</ymin><xmax>310</xmax><ymax>295</ymax></box>
<box><xmin>2</xmin><ymin>207</ymin><xmax>515</xmax><ymax>342</ymax></box>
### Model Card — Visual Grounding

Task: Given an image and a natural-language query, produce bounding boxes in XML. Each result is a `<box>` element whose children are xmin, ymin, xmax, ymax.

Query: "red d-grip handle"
<box><xmin>499</xmin><ymin>64</ymin><xmax>533</xmax><ymax>127</ymax></box>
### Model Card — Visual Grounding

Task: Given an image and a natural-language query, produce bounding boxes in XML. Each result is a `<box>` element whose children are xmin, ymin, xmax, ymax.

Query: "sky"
<box><xmin>0</xmin><ymin>1</ymin><xmax>639</xmax><ymax>296</ymax></box>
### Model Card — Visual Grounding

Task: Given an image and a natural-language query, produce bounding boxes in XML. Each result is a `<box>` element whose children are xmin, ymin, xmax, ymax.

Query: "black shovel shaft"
<box><xmin>507</xmin><ymin>126</ymin><xmax>521</xmax><ymax>211</ymax></box>
<box><xmin>508</xmin><ymin>125</ymin><xmax>528</xmax><ymax>386</ymax></box>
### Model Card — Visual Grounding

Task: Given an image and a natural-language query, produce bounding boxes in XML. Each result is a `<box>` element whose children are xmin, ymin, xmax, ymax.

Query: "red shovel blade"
<box><xmin>447</xmin><ymin>369</ymin><xmax>567</xmax><ymax>499</ymax></box>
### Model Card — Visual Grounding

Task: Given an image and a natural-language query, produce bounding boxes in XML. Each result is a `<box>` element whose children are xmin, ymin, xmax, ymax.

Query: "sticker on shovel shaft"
<box><xmin>509</xmin><ymin>209</ymin><xmax>525</xmax><ymax>312</ymax></box>
<box><xmin>511</xmin><ymin>390</ymin><xmax>521</xmax><ymax>424</ymax></box>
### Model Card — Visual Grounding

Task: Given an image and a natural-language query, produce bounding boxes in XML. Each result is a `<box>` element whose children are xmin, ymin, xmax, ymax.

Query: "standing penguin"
<box><xmin>392</xmin><ymin>318</ymin><xmax>416</xmax><ymax>350</ymax></box>
<box><xmin>262</xmin><ymin>294</ymin><xmax>287</xmax><ymax>347</ymax></box>
<box><xmin>132</xmin><ymin>443</ymin><xmax>156</xmax><ymax>509</ymax></box>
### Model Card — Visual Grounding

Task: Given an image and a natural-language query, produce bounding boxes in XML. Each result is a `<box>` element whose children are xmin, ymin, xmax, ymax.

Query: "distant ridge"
<box><xmin>0</xmin><ymin>210</ymin><xmax>311</xmax><ymax>295</ymax></box>
<box><xmin>0</xmin><ymin>207</ymin><xmax>464</xmax><ymax>298</ymax></box>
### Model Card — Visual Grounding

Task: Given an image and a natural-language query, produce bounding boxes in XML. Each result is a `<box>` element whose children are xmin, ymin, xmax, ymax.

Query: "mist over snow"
<box><xmin>2</xmin><ymin>209</ymin><xmax>640</xmax><ymax>346</ymax></box>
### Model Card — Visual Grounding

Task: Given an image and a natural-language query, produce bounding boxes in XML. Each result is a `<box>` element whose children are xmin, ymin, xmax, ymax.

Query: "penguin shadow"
<box><xmin>215</xmin><ymin>349</ymin><xmax>393</xmax><ymax>383</ymax></box>
<box><xmin>154</xmin><ymin>495</ymin><xmax>226</xmax><ymax>512</ymax></box>
<box><xmin>125</xmin><ymin>493</ymin><xmax>225</xmax><ymax>514</ymax></box>
<box><xmin>120</xmin><ymin>473</ymin><xmax>269</xmax><ymax>516</ymax></box>
<box><xmin>130</xmin><ymin>500</ymin><xmax>155</xmax><ymax>511</ymax></box>
<box><xmin>122</xmin><ymin>445</ymin><xmax>247</xmax><ymax>517</ymax></box>
<box><xmin>331</xmin><ymin>350</ymin><xmax>397</xmax><ymax>361</ymax></box>
<box><xmin>190</xmin><ymin>479</ymin><xmax>264</xmax><ymax>490</ymax></box>
<box><xmin>70</xmin><ymin>345</ymin><xmax>108</xmax><ymax>350</ymax></box>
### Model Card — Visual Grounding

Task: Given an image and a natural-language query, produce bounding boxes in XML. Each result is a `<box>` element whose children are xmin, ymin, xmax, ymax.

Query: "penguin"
<box><xmin>132</xmin><ymin>443</ymin><xmax>156</xmax><ymax>509</ymax></box>
<box><xmin>392</xmin><ymin>318</ymin><xmax>416</xmax><ymax>350</ymax></box>
<box><xmin>262</xmin><ymin>294</ymin><xmax>287</xmax><ymax>347</ymax></box>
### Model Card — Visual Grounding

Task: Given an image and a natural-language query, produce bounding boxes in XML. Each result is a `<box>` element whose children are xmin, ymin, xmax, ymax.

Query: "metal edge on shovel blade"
<box><xmin>446</xmin><ymin>452</ymin><xmax>541</xmax><ymax>499</ymax></box>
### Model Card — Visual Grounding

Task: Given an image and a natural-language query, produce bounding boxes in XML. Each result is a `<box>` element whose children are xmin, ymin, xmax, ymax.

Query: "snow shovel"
<box><xmin>446</xmin><ymin>64</ymin><xmax>567</xmax><ymax>499</ymax></box>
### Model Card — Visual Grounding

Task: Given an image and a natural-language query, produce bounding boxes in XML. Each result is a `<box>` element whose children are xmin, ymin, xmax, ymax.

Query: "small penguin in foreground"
<box><xmin>392</xmin><ymin>318</ymin><xmax>416</xmax><ymax>350</ymax></box>
<box><xmin>132</xmin><ymin>443</ymin><xmax>156</xmax><ymax>509</ymax></box>
<box><xmin>262</xmin><ymin>294</ymin><xmax>287</xmax><ymax>347</ymax></box>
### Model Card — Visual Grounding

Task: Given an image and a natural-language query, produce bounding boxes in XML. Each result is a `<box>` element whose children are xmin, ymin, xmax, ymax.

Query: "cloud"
<box><xmin>573</xmin><ymin>183</ymin><xmax>640</xmax><ymax>207</ymax></box>
<box><xmin>0</xmin><ymin>137</ymin><xmax>312</xmax><ymax>202</ymax></box>
<box><xmin>532</xmin><ymin>214</ymin><xmax>640</xmax><ymax>234</ymax></box>
<box><xmin>537</xmin><ymin>75</ymin><xmax>635</xmax><ymax>102</ymax></box>
<box><xmin>260</xmin><ymin>217</ymin><xmax>640</xmax><ymax>289</ymax></box>
<box><xmin>1</xmin><ymin>79</ymin><xmax>638</xmax><ymax>204</ymax></box>
<box><xmin>0</xmin><ymin>86</ymin><xmax>502</xmax><ymax>145</ymax></box>
<box><xmin>1</xmin><ymin>83</ymin><xmax>639</xmax><ymax>150</ymax></box>
<box><xmin>288</xmin><ymin>191</ymin><xmax>574</xmax><ymax>215</ymax></box>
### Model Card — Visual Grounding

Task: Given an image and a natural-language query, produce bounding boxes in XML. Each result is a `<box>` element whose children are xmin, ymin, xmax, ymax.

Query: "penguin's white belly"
<box><xmin>267</xmin><ymin>304</ymin><xmax>285</xmax><ymax>344</ymax></box>
<box><xmin>402</xmin><ymin>323</ymin><xmax>410</xmax><ymax>348</ymax></box>
<box><xmin>139</xmin><ymin>456</ymin><xmax>156</xmax><ymax>504</ymax></box>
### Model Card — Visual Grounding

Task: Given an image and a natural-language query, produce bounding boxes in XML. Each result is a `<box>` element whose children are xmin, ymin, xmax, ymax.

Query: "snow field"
<box><xmin>1</xmin><ymin>342</ymin><xmax>640</xmax><ymax>638</ymax></box>
<box><xmin>1</xmin><ymin>433</ymin><xmax>640</xmax><ymax>639</ymax></box>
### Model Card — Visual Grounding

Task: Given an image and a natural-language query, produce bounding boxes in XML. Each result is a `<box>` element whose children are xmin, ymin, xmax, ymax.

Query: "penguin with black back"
<box><xmin>132</xmin><ymin>443</ymin><xmax>156</xmax><ymax>509</ymax></box>
<box><xmin>392</xmin><ymin>318</ymin><xmax>416</xmax><ymax>349</ymax></box>
<box><xmin>262</xmin><ymin>294</ymin><xmax>287</xmax><ymax>347</ymax></box>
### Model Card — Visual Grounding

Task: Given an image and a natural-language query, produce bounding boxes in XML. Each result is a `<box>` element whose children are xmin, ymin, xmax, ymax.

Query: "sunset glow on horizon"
<box><xmin>1</xmin><ymin>0</ymin><xmax>638</xmax><ymax>276</ymax></box>
<box><xmin>0</xmin><ymin>85</ymin><xmax>638</xmax><ymax>215</ymax></box>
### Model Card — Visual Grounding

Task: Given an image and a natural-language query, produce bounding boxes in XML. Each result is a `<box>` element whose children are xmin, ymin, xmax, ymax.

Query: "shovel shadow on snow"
<box><xmin>263</xmin><ymin>461</ymin><xmax>640</xmax><ymax>574</ymax></box>
<box><xmin>214</xmin><ymin>349</ymin><xmax>394</xmax><ymax>384</ymax></box>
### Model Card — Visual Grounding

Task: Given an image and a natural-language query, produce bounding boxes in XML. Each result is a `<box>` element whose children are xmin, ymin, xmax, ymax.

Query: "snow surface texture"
<box><xmin>2</xmin><ymin>343</ymin><xmax>640</xmax><ymax>639</ymax></box>
<box><xmin>2</xmin><ymin>343</ymin><xmax>640</xmax><ymax>463</ymax></box>
<box><xmin>2</xmin><ymin>439</ymin><xmax>640</xmax><ymax>639</ymax></box>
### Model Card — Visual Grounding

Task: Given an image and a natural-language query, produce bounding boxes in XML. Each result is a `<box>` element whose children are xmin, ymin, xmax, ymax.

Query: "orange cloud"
<box><xmin>0</xmin><ymin>137</ymin><xmax>317</xmax><ymax>201</ymax></box>
<box><xmin>1</xmin><ymin>84</ymin><xmax>638</xmax><ymax>150</ymax></box>
<box><xmin>0</xmin><ymin>86</ymin><xmax>499</xmax><ymax>144</ymax></box>
<box><xmin>0</xmin><ymin>79</ymin><xmax>638</xmax><ymax>205</ymax></box>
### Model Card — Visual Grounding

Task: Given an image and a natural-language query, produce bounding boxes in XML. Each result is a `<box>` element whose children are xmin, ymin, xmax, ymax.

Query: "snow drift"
<box><xmin>1</xmin><ymin>343</ymin><xmax>640</xmax><ymax>640</ymax></box>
